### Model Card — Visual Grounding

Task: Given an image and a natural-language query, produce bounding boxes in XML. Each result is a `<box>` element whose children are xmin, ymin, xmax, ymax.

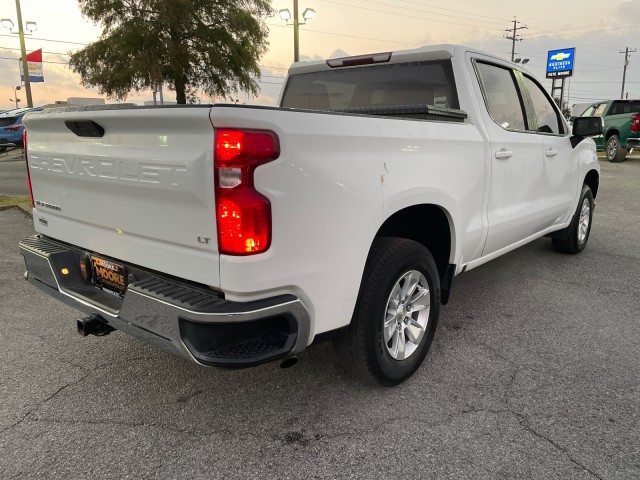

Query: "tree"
<box><xmin>69</xmin><ymin>0</ymin><xmax>272</xmax><ymax>104</ymax></box>
<box><xmin>553</xmin><ymin>97</ymin><xmax>572</xmax><ymax>119</ymax></box>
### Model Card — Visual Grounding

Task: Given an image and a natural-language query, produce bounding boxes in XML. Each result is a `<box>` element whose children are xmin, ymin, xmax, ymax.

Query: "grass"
<box><xmin>0</xmin><ymin>195</ymin><xmax>31</xmax><ymax>209</ymax></box>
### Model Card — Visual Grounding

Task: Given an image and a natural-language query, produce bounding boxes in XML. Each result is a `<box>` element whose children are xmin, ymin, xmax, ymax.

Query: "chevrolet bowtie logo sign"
<box><xmin>546</xmin><ymin>48</ymin><xmax>576</xmax><ymax>79</ymax></box>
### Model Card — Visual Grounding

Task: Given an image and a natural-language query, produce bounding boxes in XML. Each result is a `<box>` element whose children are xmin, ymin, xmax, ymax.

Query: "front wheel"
<box><xmin>606</xmin><ymin>135</ymin><xmax>626</xmax><ymax>162</ymax></box>
<box><xmin>552</xmin><ymin>185</ymin><xmax>594</xmax><ymax>254</ymax></box>
<box><xmin>335</xmin><ymin>238</ymin><xmax>441</xmax><ymax>386</ymax></box>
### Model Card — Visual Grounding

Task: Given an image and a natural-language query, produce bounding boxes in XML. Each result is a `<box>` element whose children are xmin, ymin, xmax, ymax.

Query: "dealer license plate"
<box><xmin>90</xmin><ymin>256</ymin><xmax>127</xmax><ymax>297</ymax></box>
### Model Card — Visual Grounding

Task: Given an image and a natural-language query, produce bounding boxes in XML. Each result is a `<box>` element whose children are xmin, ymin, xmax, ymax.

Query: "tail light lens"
<box><xmin>214</xmin><ymin>129</ymin><xmax>280</xmax><ymax>255</ymax></box>
<box><xmin>5</xmin><ymin>125</ymin><xmax>22</xmax><ymax>132</ymax></box>
<box><xmin>632</xmin><ymin>114</ymin><xmax>640</xmax><ymax>133</ymax></box>
<box><xmin>23</xmin><ymin>128</ymin><xmax>34</xmax><ymax>207</ymax></box>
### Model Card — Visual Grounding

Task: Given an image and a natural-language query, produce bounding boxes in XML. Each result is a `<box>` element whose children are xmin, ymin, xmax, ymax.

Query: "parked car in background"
<box><xmin>578</xmin><ymin>99</ymin><xmax>640</xmax><ymax>162</ymax></box>
<box><xmin>0</xmin><ymin>107</ymin><xmax>43</xmax><ymax>152</ymax></box>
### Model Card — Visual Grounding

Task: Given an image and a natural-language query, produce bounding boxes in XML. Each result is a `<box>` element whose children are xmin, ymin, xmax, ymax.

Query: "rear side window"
<box><xmin>610</xmin><ymin>101</ymin><xmax>640</xmax><ymax>115</ymax></box>
<box><xmin>523</xmin><ymin>76</ymin><xmax>564</xmax><ymax>134</ymax></box>
<box><xmin>281</xmin><ymin>60</ymin><xmax>459</xmax><ymax>110</ymax></box>
<box><xmin>475</xmin><ymin>62</ymin><xmax>526</xmax><ymax>131</ymax></box>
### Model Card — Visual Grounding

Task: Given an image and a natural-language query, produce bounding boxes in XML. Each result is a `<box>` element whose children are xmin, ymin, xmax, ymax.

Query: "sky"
<box><xmin>0</xmin><ymin>0</ymin><xmax>638</xmax><ymax>112</ymax></box>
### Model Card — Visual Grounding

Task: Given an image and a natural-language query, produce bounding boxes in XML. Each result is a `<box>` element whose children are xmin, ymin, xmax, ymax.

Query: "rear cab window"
<box><xmin>280</xmin><ymin>60</ymin><xmax>459</xmax><ymax>111</ymax></box>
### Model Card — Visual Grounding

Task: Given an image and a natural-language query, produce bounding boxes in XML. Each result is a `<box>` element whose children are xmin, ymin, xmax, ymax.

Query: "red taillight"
<box><xmin>5</xmin><ymin>125</ymin><xmax>22</xmax><ymax>132</ymax></box>
<box><xmin>214</xmin><ymin>129</ymin><xmax>280</xmax><ymax>255</ymax></box>
<box><xmin>632</xmin><ymin>114</ymin><xmax>640</xmax><ymax>133</ymax></box>
<box><xmin>23</xmin><ymin>128</ymin><xmax>34</xmax><ymax>207</ymax></box>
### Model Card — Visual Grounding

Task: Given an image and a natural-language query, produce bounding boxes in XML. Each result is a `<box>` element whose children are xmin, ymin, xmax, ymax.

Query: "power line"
<box><xmin>0</xmin><ymin>33</ymin><xmax>86</xmax><ymax>46</ymax></box>
<box><xmin>357</xmin><ymin>0</ymin><xmax>507</xmax><ymax>27</ymax></box>
<box><xmin>266</xmin><ymin>21</ymin><xmax>415</xmax><ymax>46</ymax></box>
<box><xmin>0</xmin><ymin>55</ymin><xmax>69</xmax><ymax>65</ymax></box>
<box><xmin>0</xmin><ymin>45</ymin><xmax>71</xmax><ymax>56</ymax></box>
<box><xmin>392</xmin><ymin>0</ymin><xmax>511</xmax><ymax>24</ymax></box>
<box><xmin>318</xmin><ymin>0</ymin><xmax>504</xmax><ymax>30</ymax></box>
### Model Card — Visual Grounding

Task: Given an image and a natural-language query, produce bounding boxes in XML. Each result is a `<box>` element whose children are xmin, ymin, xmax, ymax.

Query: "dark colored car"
<box><xmin>0</xmin><ymin>107</ymin><xmax>43</xmax><ymax>152</ymax></box>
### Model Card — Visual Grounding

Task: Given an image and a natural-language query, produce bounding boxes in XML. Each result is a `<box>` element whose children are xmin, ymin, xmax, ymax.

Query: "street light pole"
<box><xmin>279</xmin><ymin>2</ymin><xmax>314</xmax><ymax>63</ymax></box>
<box><xmin>12</xmin><ymin>85</ymin><xmax>22</xmax><ymax>108</ymax></box>
<box><xmin>15</xmin><ymin>0</ymin><xmax>33</xmax><ymax>108</ymax></box>
<box><xmin>293</xmin><ymin>0</ymin><xmax>300</xmax><ymax>62</ymax></box>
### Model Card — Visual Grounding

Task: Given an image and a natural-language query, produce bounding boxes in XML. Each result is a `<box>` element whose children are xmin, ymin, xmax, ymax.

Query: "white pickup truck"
<box><xmin>19</xmin><ymin>44</ymin><xmax>603</xmax><ymax>385</ymax></box>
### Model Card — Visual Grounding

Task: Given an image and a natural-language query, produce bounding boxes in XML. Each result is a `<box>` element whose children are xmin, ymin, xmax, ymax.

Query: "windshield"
<box><xmin>281</xmin><ymin>60</ymin><xmax>459</xmax><ymax>111</ymax></box>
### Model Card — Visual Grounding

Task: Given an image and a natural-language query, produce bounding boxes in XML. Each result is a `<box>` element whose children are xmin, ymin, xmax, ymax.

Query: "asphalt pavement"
<box><xmin>0</xmin><ymin>148</ymin><xmax>29</xmax><ymax>197</ymax></box>
<box><xmin>1</xmin><ymin>157</ymin><xmax>639</xmax><ymax>479</ymax></box>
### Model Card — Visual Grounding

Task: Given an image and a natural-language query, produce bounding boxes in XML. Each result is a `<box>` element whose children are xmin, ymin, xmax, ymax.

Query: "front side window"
<box><xmin>587</xmin><ymin>104</ymin><xmax>607</xmax><ymax>117</ymax></box>
<box><xmin>523</xmin><ymin>76</ymin><xmax>563</xmax><ymax>135</ymax></box>
<box><xmin>475</xmin><ymin>62</ymin><xmax>526</xmax><ymax>131</ymax></box>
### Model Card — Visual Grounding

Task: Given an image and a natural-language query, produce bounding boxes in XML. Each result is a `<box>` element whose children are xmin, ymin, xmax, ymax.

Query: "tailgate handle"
<box><xmin>64</xmin><ymin>120</ymin><xmax>105</xmax><ymax>138</ymax></box>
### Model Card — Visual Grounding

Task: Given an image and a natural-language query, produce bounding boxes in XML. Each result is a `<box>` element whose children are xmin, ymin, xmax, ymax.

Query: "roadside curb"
<box><xmin>0</xmin><ymin>204</ymin><xmax>32</xmax><ymax>218</ymax></box>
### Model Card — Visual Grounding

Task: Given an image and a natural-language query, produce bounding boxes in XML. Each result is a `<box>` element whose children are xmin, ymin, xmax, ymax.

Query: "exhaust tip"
<box><xmin>280</xmin><ymin>356</ymin><xmax>298</xmax><ymax>369</ymax></box>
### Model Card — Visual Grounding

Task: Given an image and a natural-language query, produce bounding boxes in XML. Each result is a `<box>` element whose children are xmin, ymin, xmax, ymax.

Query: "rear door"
<box><xmin>24</xmin><ymin>106</ymin><xmax>221</xmax><ymax>287</ymax></box>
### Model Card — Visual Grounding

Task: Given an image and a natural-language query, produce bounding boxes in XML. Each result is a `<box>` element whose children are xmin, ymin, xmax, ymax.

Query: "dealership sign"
<box><xmin>546</xmin><ymin>48</ymin><xmax>575</xmax><ymax>78</ymax></box>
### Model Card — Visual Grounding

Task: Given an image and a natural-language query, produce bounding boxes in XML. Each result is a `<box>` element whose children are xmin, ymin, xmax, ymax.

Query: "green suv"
<box><xmin>579</xmin><ymin>100</ymin><xmax>640</xmax><ymax>162</ymax></box>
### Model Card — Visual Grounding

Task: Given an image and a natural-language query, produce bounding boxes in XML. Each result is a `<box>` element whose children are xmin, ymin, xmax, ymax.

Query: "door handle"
<box><xmin>545</xmin><ymin>148</ymin><xmax>558</xmax><ymax>157</ymax></box>
<box><xmin>495</xmin><ymin>149</ymin><xmax>513</xmax><ymax>160</ymax></box>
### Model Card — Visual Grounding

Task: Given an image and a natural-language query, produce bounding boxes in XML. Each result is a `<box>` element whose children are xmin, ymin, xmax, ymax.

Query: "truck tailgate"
<box><xmin>23</xmin><ymin>106</ymin><xmax>221</xmax><ymax>287</ymax></box>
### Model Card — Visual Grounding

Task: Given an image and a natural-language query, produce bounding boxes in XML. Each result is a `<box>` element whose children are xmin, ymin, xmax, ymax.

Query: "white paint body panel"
<box><xmin>23</xmin><ymin>44</ymin><xmax>600</xmax><ymax>345</ymax></box>
<box><xmin>24</xmin><ymin>107</ymin><xmax>220</xmax><ymax>287</ymax></box>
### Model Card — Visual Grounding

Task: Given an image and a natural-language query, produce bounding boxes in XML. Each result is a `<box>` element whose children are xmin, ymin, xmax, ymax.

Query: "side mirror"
<box><xmin>569</xmin><ymin>116</ymin><xmax>576</xmax><ymax>123</ymax></box>
<box><xmin>572</xmin><ymin>116</ymin><xmax>603</xmax><ymax>137</ymax></box>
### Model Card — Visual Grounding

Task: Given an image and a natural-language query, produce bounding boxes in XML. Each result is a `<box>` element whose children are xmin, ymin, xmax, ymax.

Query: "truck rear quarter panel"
<box><xmin>211</xmin><ymin>105</ymin><xmax>485</xmax><ymax>339</ymax></box>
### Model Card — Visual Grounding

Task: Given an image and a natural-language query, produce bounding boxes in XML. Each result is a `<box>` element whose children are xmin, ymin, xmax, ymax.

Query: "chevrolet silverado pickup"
<box><xmin>578</xmin><ymin>99</ymin><xmax>640</xmax><ymax>162</ymax></box>
<box><xmin>19</xmin><ymin>44</ymin><xmax>603</xmax><ymax>385</ymax></box>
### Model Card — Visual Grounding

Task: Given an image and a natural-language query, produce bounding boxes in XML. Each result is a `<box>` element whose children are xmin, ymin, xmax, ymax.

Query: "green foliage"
<box><xmin>69</xmin><ymin>0</ymin><xmax>273</xmax><ymax>104</ymax></box>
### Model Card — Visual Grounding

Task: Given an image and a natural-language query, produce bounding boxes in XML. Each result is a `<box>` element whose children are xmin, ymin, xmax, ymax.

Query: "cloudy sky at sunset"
<box><xmin>1</xmin><ymin>0</ymin><xmax>638</xmax><ymax>111</ymax></box>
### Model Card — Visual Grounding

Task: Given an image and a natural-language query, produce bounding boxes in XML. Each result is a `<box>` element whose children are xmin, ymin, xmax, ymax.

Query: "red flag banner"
<box><xmin>19</xmin><ymin>48</ymin><xmax>44</xmax><ymax>82</ymax></box>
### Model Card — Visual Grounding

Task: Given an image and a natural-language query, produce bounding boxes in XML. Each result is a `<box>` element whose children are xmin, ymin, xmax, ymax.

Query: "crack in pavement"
<box><xmin>490</xmin><ymin>347</ymin><xmax>605</xmax><ymax>480</ymax></box>
<box><xmin>511</xmin><ymin>412</ymin><xmax>605</xmax><ymax>480</ymax></box>
<box><xmin>0</xmin><ymin>355</ymin><xmax>160</xmax><ymax>436</ymax></box>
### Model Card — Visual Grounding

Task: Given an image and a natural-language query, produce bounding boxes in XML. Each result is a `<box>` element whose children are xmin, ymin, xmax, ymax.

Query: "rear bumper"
<box><xmin>19</xmin><ymin>235</ymin><xmax>310</xmax><ymax>368</ymax></box>
<box><xmin>627</xmin><ymin>137</ymin><xmax>640</xmax><ymax>149</ymax></box>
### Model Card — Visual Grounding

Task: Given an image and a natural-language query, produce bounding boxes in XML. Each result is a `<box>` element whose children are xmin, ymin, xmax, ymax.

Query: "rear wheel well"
<box><xmin>375</xmin><ymin>205</ymin><xmax>452</xmax><ymax>280</ymax></box>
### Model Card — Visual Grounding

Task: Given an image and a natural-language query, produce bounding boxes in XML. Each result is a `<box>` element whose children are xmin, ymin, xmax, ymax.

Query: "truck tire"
<box><xmin>552</xmin><ymin>184</ymin><xmax>594</xmax><ymax>254</ymax></box>
<box><xmin>606</xmin><ymin>134</ymin><xmax>626</xmax><ymax>162</ymax></box>
<box><xmin>335</xmin><ymin>237</ymin><xmax>440</xmax><ymax>386</ymax></box>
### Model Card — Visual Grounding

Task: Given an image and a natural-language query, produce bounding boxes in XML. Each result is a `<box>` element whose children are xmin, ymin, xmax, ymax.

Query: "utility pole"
<box><xmin>15</xmin><ymin>0</ymin><xmax>33</xmax><ymax>108</ymax></box>
<box><xmin>620</xmin><ymin>47</ymin><xmax>636</xmax><ymax>100</ymax></box>
<box><xmin>504</xmin><ymin>17</ymin><xmax>527</xmax><ymax>62</ymax></box>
